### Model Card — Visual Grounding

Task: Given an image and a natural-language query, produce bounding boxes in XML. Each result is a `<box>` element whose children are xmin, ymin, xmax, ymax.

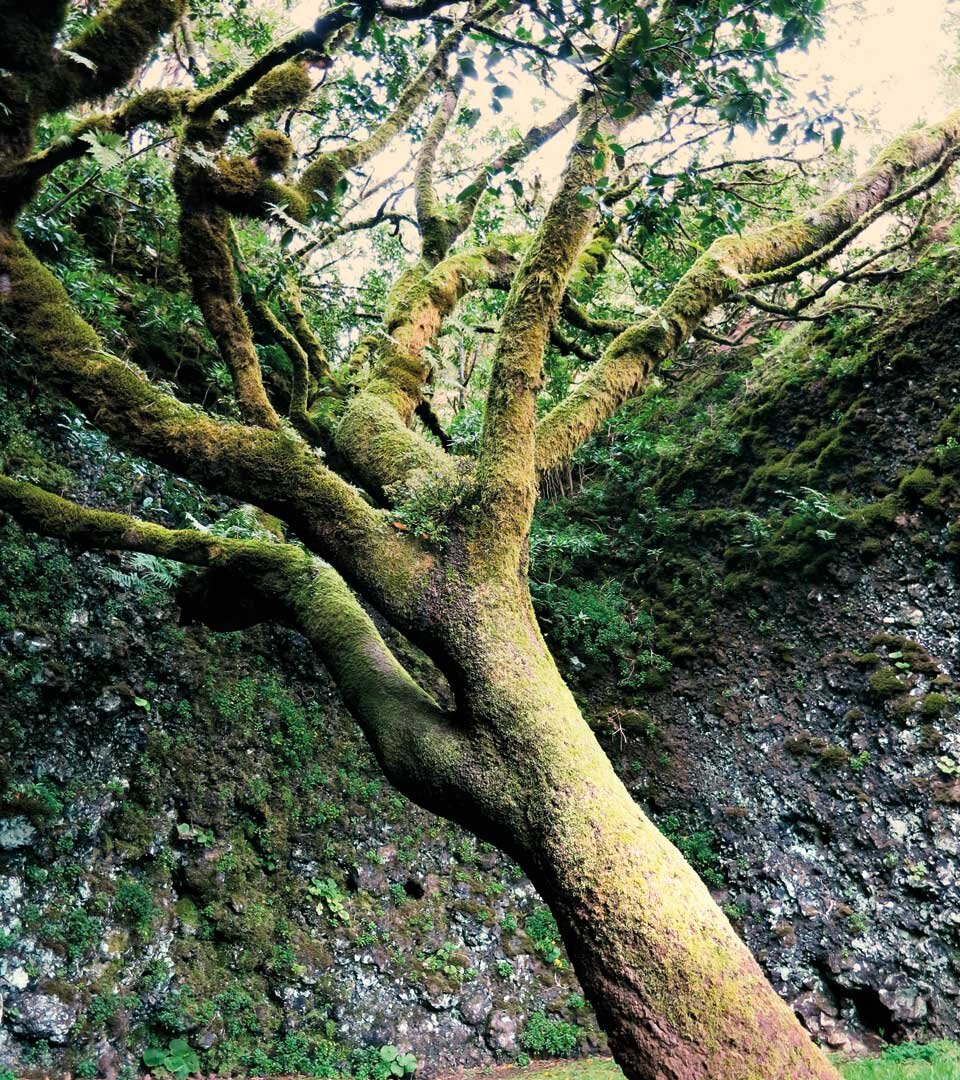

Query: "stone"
<box><xmin>11</xmin><ymin>992</ymin><xmax>77</xmax><ymax>1043</ymax></box>
<box><xmin>458</xmin><ymin>986</ymin><xmax>493</xmax><ymax>1026</ymax></box>
<box><xmin>0</xmin><ymin>817</ymin><xmax>36</xmax><ymax>850</ymax></box>
<box><xmin>485</xmin><ymin>1010</ymin><xmax>518</xmax><ymax>1053</ymax></box>
<box><xmin>3</xmin><ymin>967</ymin><xmax>29</xmax><ymax>991</ymax></box>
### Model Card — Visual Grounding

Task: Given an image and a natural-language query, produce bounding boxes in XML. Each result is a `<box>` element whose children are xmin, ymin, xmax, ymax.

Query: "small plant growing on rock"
<box><xmin>308</xmin><ymin>877</ymin><xmax>350</xmax><ymax>923</ymax></box>
<box><xmin>379</xmin><ymin>1045</ymin><xmax>418</xmax><ymax>1077</ymax></box>
<box><xmin>519</xmin><ymin>1011</ymin><xmax>582</xmax><ymax>1057</ymax></box>
<box><xmin>143</xmin><ymin>1038</ymin><xmax>200</xmax><ymax>1079</ymax></box>
<box><xmin>524</xmin><ymin>906</ymin><xmax>563</xmax><ymax>965</ymax></box>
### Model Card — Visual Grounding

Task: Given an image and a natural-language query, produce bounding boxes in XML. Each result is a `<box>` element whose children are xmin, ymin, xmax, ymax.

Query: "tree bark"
<box><xmin>418</xmin><ymin>580</ymin><xmax>841</xmax><ymax>1080</ymax></box>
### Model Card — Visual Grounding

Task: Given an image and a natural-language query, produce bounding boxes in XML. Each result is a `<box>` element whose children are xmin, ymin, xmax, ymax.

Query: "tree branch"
<box><xmin>335</xmin><ymin>242</ymin><xmax>519</xmax><ymax>496</ymax></box>
<box><xmin>0</xmin><ymin>231</ymin><xmax>429</xmax><ymax>622</ymax></box>
<box><xmin>298</xmin><ymin>20</ymin><xmax>467</xmax><ymax>216</ymax></box>
<box><xmin>535</xmin><ymin>109</ymin><xmax>960</xmax><ymax>474</ymax></box>
<box><xmin>41</xmin><ymin>0</ymin><xmax>187</xmax><ymax>113</ymax></box>
<box><xmin>0</xmin><ymin>474</ymin><xmax>467</xmax><ymax>801</ymax></box>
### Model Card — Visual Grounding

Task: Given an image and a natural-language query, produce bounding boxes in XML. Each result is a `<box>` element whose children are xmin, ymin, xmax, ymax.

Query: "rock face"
<box><xmin>11</xmin><ymin>993</ymin><xmax>78</xmax><ymax>1043</ymax></box>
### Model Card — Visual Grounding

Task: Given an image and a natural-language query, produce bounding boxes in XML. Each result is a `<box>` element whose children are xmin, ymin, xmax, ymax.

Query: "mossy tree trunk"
<box><xmin>397</xmin><ymin>567</ymin><xmax>842</xmax><ymax>1080</ymax></box>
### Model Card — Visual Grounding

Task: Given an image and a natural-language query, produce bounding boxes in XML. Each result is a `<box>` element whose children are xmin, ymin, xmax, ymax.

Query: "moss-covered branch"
<box><xmin>413</xmin><ymin>71</ymin><xmax>465</xmax><ymax>265</ymax></box>
<box><xmin>41</xmin><ymin>0</ymin><xmax>186</xmax><ymax>112</ymax></box>
<box><xmin>298</xmin><ymin>22</ymin><xmax>465</xmax><ymax>217</ymax></box>
<box><xmin>0</xmin><ymin>229</ymin><xmax>430</xmax><ymax>620</ymax></box>
<box><xmin>535</xmin><ymin>108</ymin><xmax>960</xmax><ymax>475</ymax></box>
<box><xmin>0</xmin><ymin>474</ymin><xmax>465</xmax><ymax>797</ymax></box>
<box><xmin>335</xmin><ymin>243</ymin><xmax>519</xmax><ymax>496</ymax></box>
<box><xmin>280</xmin><ymin>284</ymin><xmax>333</xmax><ymax>384</ymax></box>
<box><xmin>173</xmin><ymin>119</ymin><xmax>312</xmax><ymax>428</ymax></box>
<box><xmin>471</xmin><ymin>97</ymin><xmax>624</xmax><ymax>576</ymax></box>
<box><xmin>189</xmin><ymin>6</ymin><xmax>354</xmax><ymax>121</ymax></box>
<box><xmin>4</xmin><ymin>88</ymin><xmax>190</xmax><ymax>204</ymax></box>
<box><xmin>243</xmin><ymin>286</ymin><xmax>328</xmax><ymax>445</ymax></box>
<box><xmin>449</xmin><ymin>101</ymin><xmax>579</xmax><ymax>245</ymax></box>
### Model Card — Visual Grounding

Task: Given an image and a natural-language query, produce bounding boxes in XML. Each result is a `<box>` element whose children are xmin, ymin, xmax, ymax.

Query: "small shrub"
<box><xmin>519</xmin><ymin>1011</ymin><xmax>582</xmax><ymax>1057</ymax></box>
<box><xmin>114</xmin><ymin>879</ymin><xmax>155</xmax><ymax>937</ymax></box>
<box><xmin>657</xmin><ymin>813</ymin><xmax>724</xmax><ymax>887</ymax></box>
<box><xmin>524</xmin><ymin>907</ymin><xmax>562</xmax><ymax>965</ymax></box>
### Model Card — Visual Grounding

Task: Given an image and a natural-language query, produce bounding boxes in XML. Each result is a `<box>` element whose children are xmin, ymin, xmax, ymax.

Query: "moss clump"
<box><xmin>248</xmin><ymin>61</ymin><xmax>312</xmax><ymax>114</ymax></box>
<box><xmin>298</xmin><ymin>155</ymin><xmax>345</xmax><ymax>218</ymax></box>
<box><xmin>921</xmin><ymin>692</ymin><xmax>950</xmax><ymax>718</ymax></box>
<box><xmin>848</xmin><ymin>496</ymin><xmax>899</xmax><ymax>536</ymax></box>
<box><xmin>889</xmin><ymin>695</ymin><xmax>917</xmax><ymax>720</ymax></box>
<box><xmin>849</xmin><ymin>652</ymin><xmax>880</xmax><ymax>669</ymax></box>
<box><xmin>817</xmin><ymin>745</ymin><xmax>850</xmax><ymax>768</ymax></box>
<box><xmin>252</xmin><ymin>129</ymin><xmax>294</xmax><ymax>175</ymax></box>
<box><xmin>869</xmin><ymin>666</ymin><xmax>908</xmax><ymax>698</ymax></box>
<box><xmin>899</xmin><ymin>466</ymin><xmax>938</xmax><ymax>501</ymax></box>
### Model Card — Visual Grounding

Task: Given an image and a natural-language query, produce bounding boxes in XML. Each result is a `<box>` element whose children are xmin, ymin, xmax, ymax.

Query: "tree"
<box><xmin>1</xmin><ymin>2</ymin><xmax>957</xmax><ymax>1077</ymax></box>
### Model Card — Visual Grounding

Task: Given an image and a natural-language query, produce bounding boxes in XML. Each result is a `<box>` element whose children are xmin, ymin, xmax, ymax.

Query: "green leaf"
<box><xmin>593</xmin><ymin>149</ymin><xmax>606</xmax><ymax>171</ymax></box>
<box><xmin>612</xmin><ymin>103</ymin><xmax>634</xmax><ymax>119</ymax></box>
<box><xmin>133</xmin><ymin>696</ymin><xmax>150</xmax><ymax>710</ymax></box>
<box><xmin>456</xmin><ymin>181</ymin><xmax>483</xmax><ymax>204</ymax></box>
<box><xmin>143</xmin><ymin>1048</ymin><xmax>166</xmax><ymax>1067</ymax></box>
<box><xmin>78</xmin><ymin>131</ymin><xmax>124</xmax><ymax>170</ymax></box>
<box><xmin>831</xmin><ymin>123</ymin><xmax>844</xmax><ymax>151</ymax></box>
<box><xmin>380</xmin><ymin>1045</ymin><xmax>399</xmax><ymax>1063</ymax></box>
<box><xmin>168</xmin><ymin>1039</ymin><xmax>191</xmax><ymax>1056</ymax></box>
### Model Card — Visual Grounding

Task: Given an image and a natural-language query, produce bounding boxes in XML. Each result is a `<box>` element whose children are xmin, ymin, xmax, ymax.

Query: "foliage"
<box><xmin>524</xmin><ymin>907</ymin><xmax>563</xmax><ymax>966</ymax></box>
<box><xmin>519</xmin><ymin>1011</ymin><xmax>583</xmax><ymax>1057</ymax></box>
<box><xmin>378</xmin><ymin>1045</ymin><xmax>418</xmax><ymax>1077</ymax></box>
<box><xmin>308</xmin><ymin>877</ymin><xmax>350</xmax><ymax>924</ymax></box>
<box><xmin>142</xmin><ymin>1038</ymin><xmax>201</xmax><ymax>1080</ymax></box>
<box><xmin>656</xmin><ymin>814</ymin><xmax>724</xmax><ymax>888</ymax></box>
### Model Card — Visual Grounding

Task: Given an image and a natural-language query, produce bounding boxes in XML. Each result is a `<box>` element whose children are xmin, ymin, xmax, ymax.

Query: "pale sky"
<box><xmin>789</xmin><ymin>0</ymin><xmax>957</xmax><ymax>139</ymax></box>
<box><xmin>287</xmin><ymin>0</ymin><xmax>958</xmax><ymax>142</ymax></box>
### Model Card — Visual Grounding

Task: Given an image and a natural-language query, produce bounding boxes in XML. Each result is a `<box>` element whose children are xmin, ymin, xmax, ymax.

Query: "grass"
<box><xmin>840</xmin><ymin>1040</ymin><xmax>960</xmax><ymax>1079</ymax></box>
<box><xmin>435</xmin><ymin>1044</ymin><xmax>960</xmax><ymax>1080</ymax></box>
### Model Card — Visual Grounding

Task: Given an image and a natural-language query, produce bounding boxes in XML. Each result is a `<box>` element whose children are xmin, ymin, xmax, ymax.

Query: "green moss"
<box><xmin>899</xmin><ymin>466</ymin><xmax>937</xmax><ymax>501</ymax></box>
<box><xmin>252</xmin><ymin>129</ymin><xmax>294</xmax><ymax>175</ymax></box>
<box><xmin>921</xmin><ymin>692</ymin><xmax>950</xmax><ymax>718</ymax></box>
<box><xmin>248</xmin><ymin>61</ymin><xmax>312</xmax><ymax>114</ymax></box>
<box><xmin>850</xmin><ymin>652</ymin><xmax>881</xmax><ymax>669</ymax></box>
<box><xmin>869</xmin><ymin>667</ymin><xmax>909</xmax><ymax>698</ymax></box>
<box><xmin>888</xmin><ymin>695</ymin><xmax>917</xmax><ymax>721</ymax></box>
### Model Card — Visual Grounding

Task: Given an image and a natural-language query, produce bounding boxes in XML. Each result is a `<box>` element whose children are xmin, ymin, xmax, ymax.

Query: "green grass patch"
<box><xmin>839</xmin><ymin>1040</ymin><xmax>960</xmax><ymax>1079</ymax></box>
<box><xmin>446</xmin><ymin>1043</ymin><xmax>960</xmax><ymax>1080</ymax></box>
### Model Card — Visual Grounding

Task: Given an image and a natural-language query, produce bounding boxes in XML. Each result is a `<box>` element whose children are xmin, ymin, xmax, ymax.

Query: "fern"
<box><xmin>105</xmin><ymin>552</ymin><xmax>184</xmax><ymax>598</ymax></box>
